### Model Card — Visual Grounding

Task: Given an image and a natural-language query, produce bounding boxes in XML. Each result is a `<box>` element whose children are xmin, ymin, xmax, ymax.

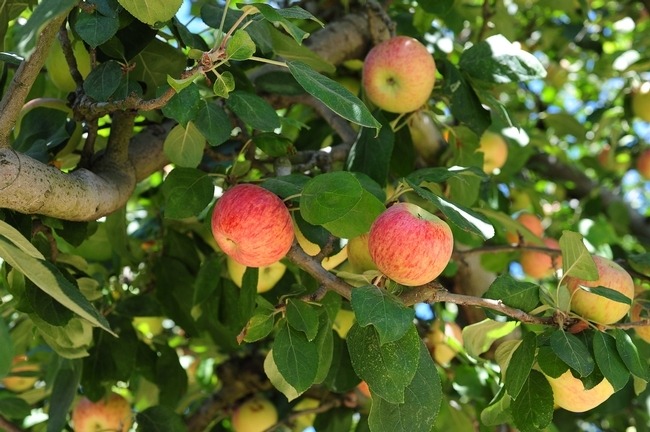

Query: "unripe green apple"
<box><xmin>408</xmin><ymin>111</ymin><xmax>442</xmax><ymax>162</ymax></box>
<box><xmin>520</xmin><ymin>238</ymin><xmax>562</xmax><ymax>279</ymax></box>
<box><xmin>212</xmin><ymin>184</ymin><xmax>294</xmax><ymax>267</ymax></box>
<box><xmin>636</xmin><ymin>148</ymin><xmax>650</xmax><ymax>180</ymax></box>
<box><xmin>346</xmin><ymin>233</ymin><xmax>376</xmax><ymax>273</ymax></box>
<box><xmin>477</xmin><ymin>131</ymin><xmax>508</xmax><ymax>174</ymax></box>
<box><xmin>1</xmin><ymin>355</ymin><xmax>39</xmax><ymax>392</ymax></box>
<box><xmin>45</xmin><ymin>37</ymin><xmax>91</xmax><ymax>92</ymax></box>
<box><xmin>544</xmin><ymin>369</ymin><xmax>615</xmax><ymax>413</ymax></box>
<box><xmin>71</xmin><ymin>393</ymin><xmax>133</xmax><ymax>432</ymax></box>
<box><xmin>362</xmin><ymin>36</ymin><xmax>436</xmax><ymax>113</ymax></box>
<box><xmin>631</xmin><ymin>82</ymin><xmax>650</xmax><ymax>122</ymax></box>
<box><xmin>368</xmin><ymin>202</ymin><xmax>453</xmax><ymax>286</ymax></box>
<box><xmin>565</xmin><ymin>255</ymin><xmax>634</xmax><ymax>324</ymax></box>
<box><xmin>232</xmin><ymin>396</ymin><xmax>278</xmax><ymax>432</ymax></box>
<box><xmin>227</xmin><ymin>256</ymin><xmax>286</xmax><ymax>293</ymax></box>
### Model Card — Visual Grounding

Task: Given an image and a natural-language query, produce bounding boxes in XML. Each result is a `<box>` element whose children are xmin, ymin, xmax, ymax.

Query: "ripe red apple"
<box><xmin>347</xmin><ymin>233</ymin><xmax>377</xmax><ymax>273</ymax></box>
<box><xmin>631</xmin><ymin>82</ymin><xmax>650</xmax><ymax>122</ymax></box>
<box><xmin>211</xmin><ymin>184</ymin><xmax>294</xmax><ymax>267</ymax></box>
<box><xmin>636</xmin><ymin>148</ymin><xmax>650</xmax><ymax>180</ymax></box>
<box><xmin>368</xmin><ymin>202</ymin><xmax>453</xmax><ymax>286</ymax></box>
<box><xmin>544</xmin><ymin>369</ymin><xmax>614</xmax><ymax>412</ymax></box>
<box><xmin>232</xmin><ymin>396</ymin><xmax>278</xmax><ymax>432</ymax></box>
<box><xmin>72</xmin><ymin>393</ymin><xmax>133</xmax><ymax>432</ymax></box>
<box><xmin>477</xmin><ymin>131</ymin><xmax>508</xmax><ymax>174</ymax></box>
<box><xmin>565</xmin><ymin>255</ymin><xmax>634</xmax><ymax>324</ymax></box>
<box><xmin>1</xmin><ymin>355</ymin><xmax>39</xmax><ymax>392</ymax></box>
<box><xmin>362</xmin><ymin>36</ymin><xmax>436</xmax><ymax>113</ymax></box>
<box><xmin>506</xmin><ymin>213</ymin><xmax>544</xmax><ymax>244</ymax></box>
<box><xmin>520</xmin><ymin>238</ymin><xmax>562</xmax><ymax>279</ymax></box>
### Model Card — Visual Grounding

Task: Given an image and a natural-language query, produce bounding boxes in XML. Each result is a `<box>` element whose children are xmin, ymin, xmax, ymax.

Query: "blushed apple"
<box><xmin>346</xmin><ymin>233</ymin><xmax>377</xmax><ymax>273</ymax></box>
<box><xmin>71</xmin><ymin>393</ymin><xmax>133</xmax><ymax>432</ymax></box>
<box><xmin>426</xmin><ymin>321</ymin><xmax>463</xmax><ymax>366</ymax></box>
<box><xmin>1</xmin><ymin>355</ymin><xmax>39</xmax><ymax>392</ymax></box>
<box><xmin>368</xmin><ymin>202</ymin><xmax>453</xmax><ymax>286</ymax></box>
<box><xmin>362</xmin><ymin>36</ymin><xmax>436</xmax><ymax>113</ymax></box>
<box><xmin>227</xmin><ymin>256</ymin><xmax>286</xmax><ymax>293</ymax></box>
<box><xmin>520</xmin><ymin>238</ymin><xmax>562</xmax><ymax>279</ymax></box>
<box><xmin>636</xmin><ymin>148</ymin><xmax>650</xmax><ymax>180</ymax></box>
<box><xmin>232</xmin><ymin>395</ymin><xmax>278</xmax><ymax>432</ymax></box>
<box><xmin>505</xmin><ymin>212</ymin><xmax>544</xmax><ymax>244</ymax></box>
<box><xmin>477</xmin><ymin>131</ymin><xmax>508</xmax><ymax>174</ymax></box>
<box><xmin>212</xmin><ymin>184</ymin><xmax>294</xmax><ymax>267</ymax></box>
<box><xmin>631</xmin><ymin>82</ymin><xmax>650</xmax><ymax>122</ymax></box>
<box><xmin>565</xmin><ymin>255</ymin><xmax>634</xmax><ymax>324</ymax></box>
<box><xmin>544</xmin><ymin>369</ymin><xmax>614</xmax><ymax>413</ymax></box>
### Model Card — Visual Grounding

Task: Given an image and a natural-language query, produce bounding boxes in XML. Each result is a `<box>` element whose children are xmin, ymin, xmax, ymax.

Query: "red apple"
<box><xmin>368</xmin><ymin>202</ymin><xmax>453</xmax><ymax>286</ymax></box>
<box><xmin>211</xmin><ymin>184</ymin><xmax>294</xmax><ymax>267</ymax></box>
<box><xmin>362</xmin><ymin>36</ymin><xmax>436</xmax><ymax>113</ymax></box>
<box><xmin>636</xmin><ymin>148</ymin><xmax>650</xmax><ymax>180</ymax></box>
<box><xmin>506</xmin><ymin>213</ymin><xmax>544</xmax><ymax>244</ymax></box>
<box><xmin>520</xmin><ymin>238</ymin><xmax>562</xmax><ymax>279</ymax></box>
<box><xmin>631</xmin><ymin>82</ymin><xmax>650</xmax><ymax>123</ymax></box>
<box><xmin>477</xmin><ymin>131</ymin><xmax>508</xmax><ymax>174</ymax></box>
<box><xmin>565</xmin><ymin>255</ymin><xmax>634</xmax><ymax>324</ymax></box>
<box><xmin>232</xmin><ymin>396</ymin><xmax>278</xmax><ymax>432</ymax></box>
<box><xmin>72</xmin><ymin>393</ymin><xmax>133</xmax><ymax>432</ymax></box>
<box><xmin>544</xmin><ymin>369</ymin><xmax>614</xmax><ymax>413</ymax></box>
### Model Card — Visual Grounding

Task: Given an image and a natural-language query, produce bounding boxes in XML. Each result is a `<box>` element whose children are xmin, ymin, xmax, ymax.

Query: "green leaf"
<box><xmin>504</xmin><ymin>332</ymin><xmax>536</xmax><ymax>399</ymax></box>
<box><xmin>347</xmin><ymin>324</ymin><xmax>420</xmax><ymax>404</ymax></box>
<box><xmin>253</xmin><ymin>133</ymin><xmax>296</xmax><ymax>157</ymax></box>
<box><xmin>162</xmin><ymin>168</ymin><xmax>214</xmax><ymax>219</ymax></box>
<box><xmin>480</xmin><ymin>387</ymin><xmax>513</xmax><ymax>427</ymax></box>
<box><xmin>167</xmin><ymin>72</ymin><xmax>201</xmax><ymax>93</ymax></box>
<box><xmin>226</xmin><ymin>29</ymin><xmax>256</xmax><ymax>60</ymax></box>
<box><xmin>47</xmin><ymin>359</ymin><xmax>82</xmax><ymax>432</ymax></box>
<box><xmin>0</xmin><ymin>220</ymin><xmax>44</xmax><ymax>259</ymax></box>
<box><xmin>406</xmin><ymin>166</ymin><xmax>487</xmax><ymax>185</ymax></box>
<box><xmin>405</xmin><ymin>179</ymin><xmax>495</xmax><ymax>239</ymax></box>
<box><xmin>74</xmin><ymin>11</ymin><xmax>119</xmax><ymax>48</ymax></box>
<box><xmin>213</xmin><ymin>71</ymin><xmax>236</xmax><ymax>98</ymax></box>
<box><xmin>131</xmin><ymin>39</ymin><xmax>187</xmax><ymax>98</ymax></box>
<box><xmin>459</xmin><ymin>34</ymin><xmax>546</xmax><ymax>83</ymax></box>
<box><xmin>0</xmin><ymin>236</ymin><xmax>113</xmax><ymax>335</ymax></box>
<box><xmin>0</xmin><ymin>395</ymin><xmax>30</xmax><ymax>420</ymax></box>
<box><xmin>628</xmin><ymin>253</ymin><xmax>650</xmax><ymax>277</ymax></box>
<box><xmin>273</xmin><ymin>320</ymin><xmax>319</xmax><ymax>394</ymax></box>
<box><xmin>136</xmin><ymin>405</ymin><xmax>188</xmax><ymax>432</ymax></box>
<box><xmin>483</xmin><ymin>274</ymin><xmax>540</xmax><ymax>313</ymax></box>
<box><xmin>346</xmin><ymin>112</ymin><xmax>394</xmax><ymax>187</ymax></box>
<box><xmin>368</xmin><ymin>342</ymin><xmax>442</xmax><ymax>432</ymax></box>
<box><xmin>226</xmin><ymin>91</ymin><xmax>281</xmax><ymax>131</ymax></box>
<box><xmin>313</xmin><ymin>312</ymin><xmax>334</xmax><ymax>384</ymax></box>
<box><xmin>286</xmin><ymin>299</ymin><xmax>320</xmax><ymax>341</ymax></box>
<box><xmin>300</xmin><ymin>171</ymin><xmax>385</xmax><ymax>238</ymax></box>
<box><xmin>117</xmin><ymin>0</ymin><xmax>183</xmax><ymax>25</ymax></box>
<box><xmin>83</xmin><ymin>60</ymin><xmax>122</xmax><ymax>102</ymax></box>
<box><xmin>286</xmin><ymin>61</ymin><xmax>381</xmax><ymax>131</ymax></box>
<box><xmin>268</xmin><ymin>27</ymin><xmax>334</xmax><ymax>73</ymax></box>
<box><xmin>324</xmin><ymin>334</ymin><xmax>360</xmax><ymax>393</ymax></box>
<box><xmin>193</xmin><ymin>255</ymin><xmax>222</xmax><ymax>306</ymax></box>
<box><xmin>194</xmin><ymin>100</ymin><xmax>232</xmax><ymax>147</ymax></box>
<box><xmin>550</xmin><ymin>330</ymin><xmax>595</xmax><ymax>377</ymax></box>
<box><xmin>0</xmin><ymin>319</ymin><xmax>13</xmax><ymax>378</ymax></box>
<box><xmin>161</xmin><ymin>84</ymin><xmax>201</xmax><ymax>126</ymax></box>
<box><xmin>265</xmin><ymin>349</ymin><xmax>301</xmax><ymax>401</ymax></box>
<box><xmin>155</xmin><ymin>345</ymin><xmax>188</xmax><ymax>407</ymax></box>
<box><xmin>263</xmin><ymin>174</ymin><xmax>309</xmax><ymax>198</ymax></box>
<box><xmin>511</xmin><ymin>370</ymin><xmax>554</xmax><ymax>432</ymax></box>
<box><xmin>15</xmin><ymin>0</ymin><xmax>77</xmax><ymax>52</ymax></box>
<box><xmin>614</xmin><ymin>329</ymin><xmax>649</xmax><ymax>379</ymax></box>
<box><xmin>593</xmin><ymin>331</ymin><xmax>630</xmax><ymax>391</ymax></box>
<box><xmin>242</xmin><ymin>310</ymin><xmax>276</xmax><ymax>343</ymax></box>
<box><xmin>420</xmin><ymin>0</ymin><xmax>454</xmax><ymax>15</ymax></box>
<box><xmin>251</xmin><ymin>3</ymin><xmax>315</xmax><ymax>44</ymax></box>
<box><xmin>163</xmin><ymin>122</ymin><xmax>205</xmax><ymax>168</ymax></box>
<box><xmin>559</xmin><ymin>231</ymin><xmax>598</xmax><ymax>280</ymax></box>
<box><xmin>350</xmin><ymin>285</ymin><xmax>414</xmax><ymax>345</ymax></box>
<box><xmin>463</xmin><ymin>319</ymin><xmax>519</xmax><ymax>357</ymax></box>
<box><xmin>536</xmin><ymin>346</ymin><xmax>569</xmax><ymax>379</ymax></box>
<box><xmin>583</xmin><ymin>286</ymin><xmax>633</xmax><ymax>305</ymax></box>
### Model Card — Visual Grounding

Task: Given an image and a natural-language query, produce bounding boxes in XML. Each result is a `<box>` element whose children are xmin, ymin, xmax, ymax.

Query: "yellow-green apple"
<box><xmin>71</xmin><ymin>393</ymin><xmax>133</xmax><ymax>432</ymax></box>
<box><xmin>362</xmin><ymin>36</ymin><xmax>436</xmax><ymax>113</ymax></box>
<box><xmin>408</xmin><ymin>110</ymin><xmax>442</xmax><ymax>162</ymax></box>
<box><xmin>520</xmin><ymin>238</ymin><xmax>562</xmax><ymax>279</ymax></box>
<box><xmin>346</xmin><ymin>233</ymin><xmax>377</xmax><ymax>273</ymax></box>
<box><xmin>45</xmin><ymin>36</ymin><xmax>91</xmax><ymax>92</ymax></box>
<box><xmin>564</xmin><ymin>255</ymin><xmax>634</xmax><ymax>324</ymax></box>
<box><xmin>294</xmin><ymin>222</ymin><xmax>348</xmax><ymax>270</ymax></box>
<box><xmin>227</xmin><ymin>256</ymin><xmax>286</xmax><ymax>293</ymax></box>
<box><xmin>630</xmin><ymin>299</ymin><xmax>650</xmax><ymax>343</ymax></box>
<box><xmin>631</xmin><ymin>82</ymin><xmax>650</xmax><ymax>122</ymax></box>
<box><xmin>1</xmin><ymin>355</ymin><xmax>39</xmax><ymax>392</ymax></box>
<box><xmin>368</xmin><ymin>202</ymin><xmax>453</xmax><ymax>286</ymax></box>
<box><xmin>636</xmin><ymin>148</ymin><xmax>650</xmax><ymax>180</ymax></box>
<box><xmin>477</xmin><ymin>131</ymin><xmax>508</xmax><ymax>174</ymax></box>
<box><xmin>332</xmin><ymin>308</ymin><xmax>355</xmax><ymax>339</ymax></box>
<box><xmin>291</xmin><ymin>397</ymin><xmax>320</xmax><ymax>431</ymax></box>
<box><xmin>212</xmin><ymin>184</ymin><xmax>294</xmax><ymax>267</ymax></box>
<box><xmin>544</xmin><ymin>369</ymin><xmax>615</xmax><ymax>412</ymax></box>
<box><xmin>132</xmin><ymin>317</ymin><xmax>165</xmax><ymax>338</ymax></box>
<box><xmin>232</xmin><ymin>396</ymin><xmax>278</xmax><ymax>432</ymax></box>
<box><xmin>425</xmin><ymin>321</ymin><xmax>463</xmax><ymax>366</ymax></box>
<box><xmin>505</xmin><ymin>213</ymin><xmax>544</xmax><ymax>244</ymax></box>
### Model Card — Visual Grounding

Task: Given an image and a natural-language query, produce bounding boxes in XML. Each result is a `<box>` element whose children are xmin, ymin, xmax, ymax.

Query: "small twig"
<box><xmin>57</xmin><ymin>24</ymin><xmax>84</xmax><ymax>88</ymax></box>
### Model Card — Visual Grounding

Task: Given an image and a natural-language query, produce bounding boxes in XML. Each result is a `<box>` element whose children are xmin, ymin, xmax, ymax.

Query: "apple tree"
<box><xmin>1</xmin><ymin>0</ymin><xmax>650</xmax><ymax>431</ymax></box>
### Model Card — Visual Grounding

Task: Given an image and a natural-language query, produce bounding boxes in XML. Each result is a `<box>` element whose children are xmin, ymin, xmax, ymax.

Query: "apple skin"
<box><xmin>368</xmin><ymin>202</ymin><xmax>453</xmax><ymax>286</ymax></box>
<box><xmin>408</xmin><ymin>111</ymin><xmax>442</xmax><ymax>162</ymax></box>
<box><xmin>72</xmin><ymin>393</ymin><xmax>133</xmax><ymax>432</ymax></box>
<box><xmin>347</xmin><ymin>233</ymin><xmax>377</xmax><ymax>273</ymax></box>
<box><xmin>565</xmin><ymin>255</ymin><xmax>634</xmax><ymax>324</ymax></box>
<box><xmin>227</xmin><ymin>256</ymin><xmax>287</xmax><ymax>293</ymax></box>
<box><xmin>477</xmin><ymin>131</ymin><xmax>508</xmax><ymax>174</ymax></box>
<box><xmin>506</xmin><ymin>213</ymin><xmax>544</xmax><ymax>244</ymax></box>
<box><xmin>630</xmin><ymin>300</ymin><xmax>650</xmax><ymax>343</ymax></box>
<box><xmin>357</xmin><ymin>381</ymin><xmax>371</xmax><ymax>398</ymax></box>
<box><xmin>362</xmin><ymin>36</ymin><xmax>436</xmax><ymax>113</ymax></box>
<box><xmin>426</xmin><ymin>321</ymin><xmax>463</xmax><ymax>366</ymax></box>
<box><xmin>332</xmin><ymin>308</ymin><xmax>355</xmax><ymax>339</ymax></box>
<box><xmin>631</xmin><ymin>82</ymin><xmax>650</xmax><ymax>123</ymax></box>
<box><xmin>212</xmin><ymin>184</ymin><xmax>294</xmax><ymax>267</ymax></box>
<box><xmin>636</xmin><ymin>148</ymin><xmax>650</xmax><ymax>180</ymax></box>
<box><xmin>520</xmin><ymin>238</ymin><xmax>562</xmax><ymax>279</ymax></box>
<box><xmin>1</xmin><ymin>356</ymin><xmax>39</xmax><ymax>392</ymax></box>
<box><xmin>544</xmin><ymin>369</ymin><xmax>615</xmax><ymax>413</ymax></box>
<box><xmin>232</xmin><ymin>396</ymin><xmax>278</xmax><ymax>432</ymax></box>
<box><xmin>46</xmin><ymin>37</ymin><xmax>91</xmax><ymax>92</ymax></box>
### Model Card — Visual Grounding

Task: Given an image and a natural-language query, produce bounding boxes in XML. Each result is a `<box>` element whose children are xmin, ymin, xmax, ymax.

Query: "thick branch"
<box><xmin>0</xmin><ymin>12</ymin><xmax>69</xmax><ymax>142</ymax></box>
<box><xmin>286</xmin><ymin>243</ymin><xmax>353</xmax><ymax>300</ymax></box>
